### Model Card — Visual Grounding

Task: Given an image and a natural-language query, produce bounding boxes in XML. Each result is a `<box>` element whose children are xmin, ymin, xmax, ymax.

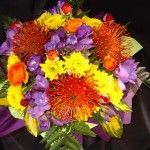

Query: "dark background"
<box><xmin>0</xmin><ymin>0</ymin><xmax>150</xmax><ymax>150</ymax></box>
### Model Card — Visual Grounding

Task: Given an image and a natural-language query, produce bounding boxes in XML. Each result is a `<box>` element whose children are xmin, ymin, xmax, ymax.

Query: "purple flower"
<box><xmin>50</xmin><ymin>0</ymin><xmax>65</xmax><ymax>14</ymax></box>
<box><xmin>38</xmin><ymin>115</ymin><xmax>50</xmax><ymax>131</ymax></box>
<box><xmin>33</xmin><ymin>75</ymin><xmax>49</xmax><ymax>91</ymax></box>
<box><xmin>0</xmin><ymin>42</ymin><xmax>10</xmax><ymax>55</ymax></box>
<box><xmin>26</xmin><ymin>104</ymin><xmax>50</xmax><ymax>119</ymax></box>
<box><xmin>50</xmin><ymin>115</ymin><xmax>70</xmax><ymax>126</ymax></box>
<box><xmin>115</xmin><ymin>58</ymin><xmax>138</xmax><ymax>89</ymax></box>
<box><xmin>66</xmin><ymin>35</ymin><xmax>78</xmax><ymax>45</ymax></box>
<box><xmin>76</xmin><ymin>24</ymin><xmax>92</xmax><ymax>39</ymax></box>
<box><xmin>57</xmin><ymin>26</ymin><xmax>67</xmax><ymax>39</ymax></box>
<box><xmin>24</xmin><ymin>91</ymin><xmax>32</xmax><ymax>99</ymax></box>
<box><xmin>44</xmin><ymin>34</ymin><xmax>60</xmax><ymax>52</ymax></box>
<box><xmin>27</xmin><ymin>55</ymin><xmax>44</xmax><ymax>75</ymax></box>
<box><xmin>32</xmin><ymin>91</ymin><xmax>50</xmax><ymax>106</ymax></box>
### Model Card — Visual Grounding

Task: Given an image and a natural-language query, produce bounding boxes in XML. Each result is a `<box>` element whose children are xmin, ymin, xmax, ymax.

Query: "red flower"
<box><xmin>61</xmin><ymin>3</ymin><xmax>72</xmax><ymax>14</ymax></box>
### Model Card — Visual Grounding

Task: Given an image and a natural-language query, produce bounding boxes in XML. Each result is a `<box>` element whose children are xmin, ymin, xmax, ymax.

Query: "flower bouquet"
<box><xmin>0</xmin><ymin>0</ymin><xmax>150</xmax><ymax>149</ymax></box>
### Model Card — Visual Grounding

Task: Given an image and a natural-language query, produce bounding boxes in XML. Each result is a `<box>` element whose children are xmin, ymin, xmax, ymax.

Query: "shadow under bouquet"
<box><xmin>0</xmin><ymin>0</ymin><xmax>150</xmax><ymax>149</ymax></box>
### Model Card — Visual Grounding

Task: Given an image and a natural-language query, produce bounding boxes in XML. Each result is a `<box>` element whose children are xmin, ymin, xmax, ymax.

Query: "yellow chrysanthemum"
<box><xmin>40</xmin><ymin>59</ymin><xmax>65</xmax><ymax>80</ymax></box>
<box><xmin>7</xmin><ymin>85</ymin><xmax>25</xmax><ymax>110</ymax></box>
<box><xmin>82</xmin><ymin>16</ymin><xmax>103</xmax><ymax>28</ymax></box>
<box><xmin>7</xmin><ymin>54</ymin><xmax>20</xmax><ymax>69</ymax></box>
<box><xmin>109</xmin><ymin>79</ymin><xmax>123</xmax><ymax>104</ymax></box>
<box><xmin>36</xmin><ymin>12</ymin><xmax>52</xmax><ymax>26</ymax></box>
<box><xmin>87</xmin><ymin>63</ymin><xmax>98</xmax><ymax>76</ymax></box>
<box><xmin>63</xmin><ymin>52</ymin><xmax>90</xmax><ymax>76</ymax></box>
<box><xmin>93</xmin><ymin>70</ymin><xmax>114</xmax><ymax>94</ymax></box>
<box><xmin>45</xmin><ymin>14</ymin><xmax>66</xmax><ymax>30</ymax></box>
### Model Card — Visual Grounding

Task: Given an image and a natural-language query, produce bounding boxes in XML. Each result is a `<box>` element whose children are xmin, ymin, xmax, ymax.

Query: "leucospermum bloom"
<box><xmin>41</xmin><ymin>52</ymin><xmax>123</xmax><ymax>122</ymax></box>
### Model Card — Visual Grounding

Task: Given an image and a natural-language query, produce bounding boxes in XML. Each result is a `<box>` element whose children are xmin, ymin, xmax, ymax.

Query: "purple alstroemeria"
<box><xmin>32</xmin><ymin>91</ymin><xmax>50</xmax><ymax>106</ymax></box>
<box><xmin>33</xmin><ymin>75</ymin><xmax>49</xmax><ymax>91</ymax></box>
<box><xmin>27</xmin><ymin>55</ymin><xmax>44</xmax><ymax>75</ymax></box>
<box><xmin>115</xmin><ymin>58</ymin><xmax>138</xmax><ymax>90</ymax></box>
<box><xmin>38</xmin><ymin>115</ymin><xmax>50</xmax><ymax>131</ymax></box>
<box><xmin>50</xmin><ymin>0</ymin><xmax>65</xmax><ymax>14</ymax></box>
<box><xmin>26</xmin><ymin>104</ymin><xmax>50</xmax><ymax>119</ymax></box>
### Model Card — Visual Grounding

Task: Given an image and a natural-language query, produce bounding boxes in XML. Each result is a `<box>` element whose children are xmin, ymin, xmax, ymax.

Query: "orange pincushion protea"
<box><xmin>47</xmin><ymin>74</ymin><xmax>100</xmax><ymax>121</ymax></box>
<box><xmin>12</xmin><ymin>21</ymin><xmax>51</xmax><ymax>62</ymax></box>
<box><xmin>93</xmin><ymin>22</ymin><xmax>131</xmax><ymax>70</ymax></box>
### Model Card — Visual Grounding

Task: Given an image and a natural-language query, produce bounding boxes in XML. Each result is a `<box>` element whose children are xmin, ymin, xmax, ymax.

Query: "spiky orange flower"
<box><xmin>47</xmin><ymin>74</ymin><xmax>100</xmax><ymax>121</ymax></box>
<box><xmin>12</xmin><ymin>21</ymin><xmax>51</xmax><ymax>62</ymax></box>
<box><xmin>93</xmin><ymin>22</ymin><xmax>131</xmax><ymax>68</ymax></box>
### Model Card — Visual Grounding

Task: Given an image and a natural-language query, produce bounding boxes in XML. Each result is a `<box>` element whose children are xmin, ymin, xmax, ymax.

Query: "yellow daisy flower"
<box><xmin>93</xmin><ymin>70</ymin><xmax>114</xmax><ymax>94</ymax></box>
<box><xmin>82</xmin><ymin>16</ymin><xmax>103</xmax><ymax>28</ymax></box>
<box><xmin>40</xmin><ymin>59</ymin><xmax>65</xmax><ymax>81</ymax></box>
<box><xmin>7</xmin><ymin>85</ymin><xmax>25</xmax><ymax>110</ymax></box>
<box><xmin>109</xmin><ymin>79</ymin><xmax>124</xmax><ymax>104</ymax></box>
<box><xmin>63</xmin><ymin>52</ymin><xmax>90</xmax><ymax>76</ymax></box>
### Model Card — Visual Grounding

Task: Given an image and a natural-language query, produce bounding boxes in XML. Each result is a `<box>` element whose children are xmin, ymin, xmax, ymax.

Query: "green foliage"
<box><xmin>136</xmin><ymin>66</ymin><xmax>150</xmax><ymax>88</ymax></box>
<box><xmin>1</xmin><ymin>15</ymin><xmax>16</xmax><ymax>31</ymax></box>
<box><xmin>67</xmin><ymin>0</ymin><xmax>86</xmax><ymax>17</ymax></box>
<box><xmin>69</xmin><ymin>122</ymin><xmax>96</xmax><ymax>137</ymax></box>
<box><xmin>41</xmin><ymin>121</ymin><xmax>96</xmax><ymax>150</ymax></box>
<box><xmin>0</xmin><ymin>80</ymin><xmax>10</xmax><ymax>98</ymax></box>
<box><xmin>0</xmin><ymin>58</ymin><xmax>7</xmax><ymax>84</ymax></box>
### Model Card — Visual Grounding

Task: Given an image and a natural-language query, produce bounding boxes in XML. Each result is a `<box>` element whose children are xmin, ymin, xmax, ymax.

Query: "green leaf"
<box><xmin>1</xmin><ymin>15</ymin><xmax>16</xmax><ymax>31</ymax></box>
<box><xmin>24</xmin><ymin>112</ymin><xmax>39</xmax><ymax>137</ymax></box>
<box><xmin>45</xmin><ymin>130</ymin><xmax>66</xmax><ymax>149</ymax></box>
<box><xmin>130</xmin><ymin>37</ymin><xmax>143</xmax><ymax>56</ymax></box>
<box><xmin>76</xmin><ymin>10</ymin><xmax>90</xmax><ymax>18</ymax></box>
<box><xmin>93</xmin><ymin>113</ymin><xmax>123</xmax><ymax>138</ymax></box>
<box><xmin>66</xmin><ymin>135</ymin><xmax>81</xmax><ymax>149</ymax></box>
<box><xmin>51</xmin><ymin>138</ymin><xmax>64</xmax><ymax>150</ymax></box>
<box><xmin>113</xmin><ymin>101</ymin><xmax>132</xmax><ymax>112</ymax></box>
<box><xmin>65</xmin><ymin>141</ymin><xmax>78</xmax><ymax>150</ymax></box>
<box><xmin>0</xmin><ymin>80</ymin><xmax>10</xmax><ymax>98</ymax></box>
<box><xmin>58</xmin><ymin>146</ymin><xmax>68</xmax><ymax>150</ymax></box>
<box><xmin>70</xmin><ymin>122</ymin><xmax>96</xmax><ymax>137</ymax></box>
<box><xmin>8</xmin><ymin>106</ymin><xmax>24</xmax><ymax>119</ymax></box>
<box><xmin>40</xmin><ymin>125</ymin><xmax>58</xmax><ymax>143</ymax></box>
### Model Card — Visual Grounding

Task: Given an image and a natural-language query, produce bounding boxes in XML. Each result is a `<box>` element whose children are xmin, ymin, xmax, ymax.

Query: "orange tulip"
<box><xmin>7</xmin><ymin>62</ymin><xmax>29</xmax><ymax>86</ymax></box>
<box><xmin>64</xmin><ymin>18</ymin><xmax>84</xmax><ymax>33</ymax></box>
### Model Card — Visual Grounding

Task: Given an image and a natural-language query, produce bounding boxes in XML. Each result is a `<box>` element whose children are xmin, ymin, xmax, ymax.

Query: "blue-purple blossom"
<box><xmin>27</xmin><ymin>55</ymin><xmax>44</xmax><ymax>75</ymax></box>
<box><xmin>38</xmin><ymin>115</ymin><xmax>50</xmax><ymax>131</ymax></box>
<box><xmin>26</xmin><ymin>104</ymin><xmax>50</xmax><ymax>119</ymax></box>
<box><xmin>32</xmin><ymin>91</ymin><xmax>50</xmax><ymax>106</ymax></box>
<box><xmin>48</xmin><ymin>115</ymin><xmax>70</xmax><ymax>126</ymax></box>
<box><xmin>24</xmin><ymin>91</ymin><xmax>32</xmax><ymax>99</ymax></box>
<box><xmin>44</xmin><ymin>24</ymin><xmax>94</xmax><ymax>55</ymax></box>
<box><xmin>50</xmin><ymin>0</ymin><xmax>65</xmax><ymax>14</ymax></box>
<box><xmin>33</xmin><ymin>75</ymin><xmax>49</xmax><ymax>91</ymax></box>
<box><xmin>0</xmin><ymin>29</ymin><xmax>16</xmax><ymax>55</ymax></box>
<box><xmin>115</xmin><ymin>58</ymin><xmax>138</xmax><ymax>90</ymax></box>
<box><xmin>76</xmin><ymin>24</ymin><xmax>92</xmax><ymax>39</ymax></box>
